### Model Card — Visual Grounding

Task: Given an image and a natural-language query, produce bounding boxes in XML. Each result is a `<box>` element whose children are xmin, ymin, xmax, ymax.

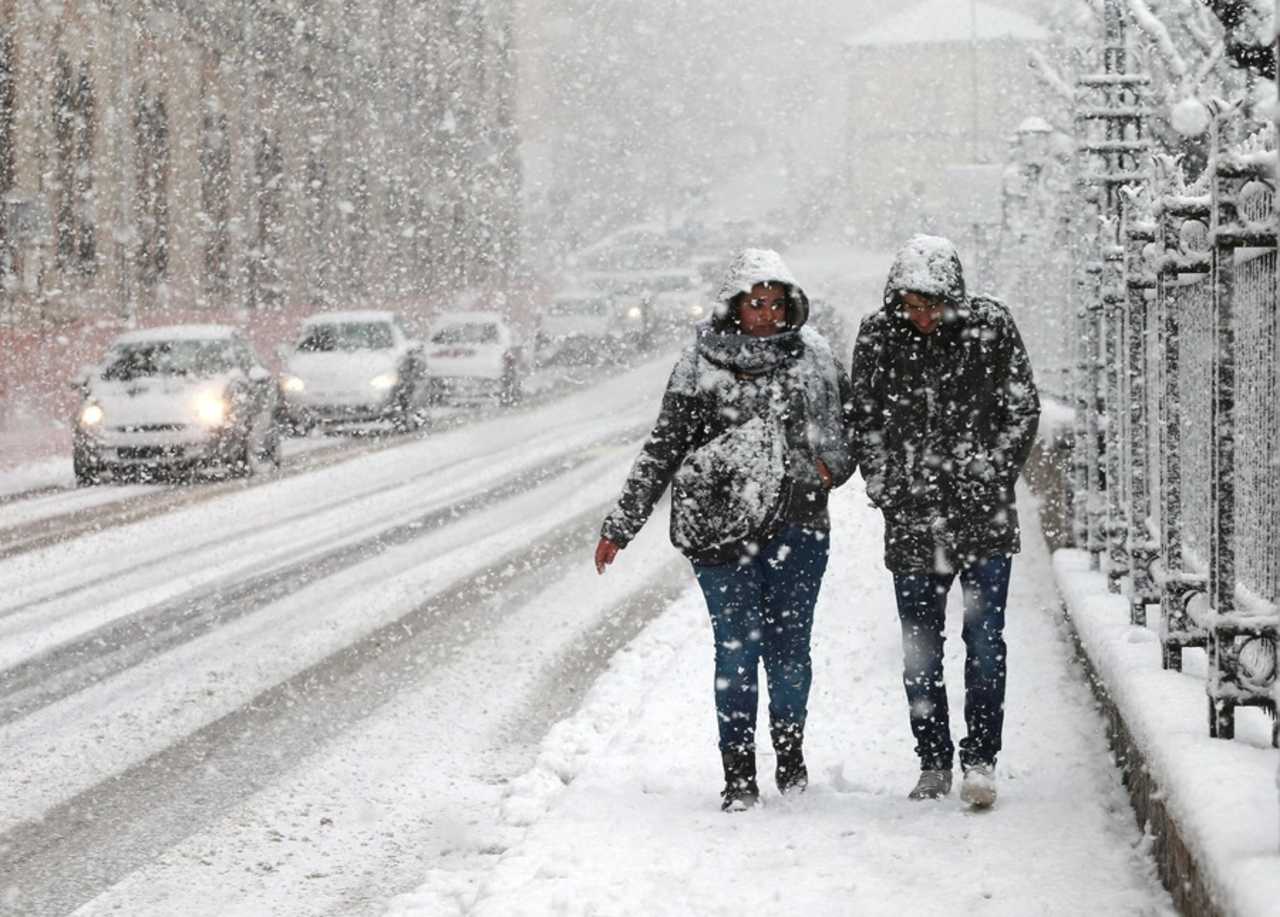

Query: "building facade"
<box><xmin>0</xmin><ymin>0</ymin><xmax>520</xmax><ymax>330</ymax></box>
<box><xmin>843</xmin><ymin>0</ymin><xmax>1049</xmax><ymax>255</ymax></box>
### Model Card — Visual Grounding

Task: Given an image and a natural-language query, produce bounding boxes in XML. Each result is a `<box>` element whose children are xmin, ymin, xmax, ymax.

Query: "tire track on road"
<box><xmin>0</xmin><ymin>411</ymin><xmax>637</xmax><ymax>623</ymax></box>
<box><xmin>0</xmin><ymin>504</ymin><xmax>686</xmax><ymax>917</ymax></box>
<box><xmin>0</xmin><ymin>425</ymin><xmax>647</xmax><ymax>726</ymax></box>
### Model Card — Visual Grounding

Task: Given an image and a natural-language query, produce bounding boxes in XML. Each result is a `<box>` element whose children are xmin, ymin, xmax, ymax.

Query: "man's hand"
<box><xmin>594</xmin><ymin>537</ymin><xmax>620</xmax><ymax>574</ymax></box>
<box><xmin>816</xmin><ymin>459</ymin><xmax>833</xmax><ymax>490</ymax></box>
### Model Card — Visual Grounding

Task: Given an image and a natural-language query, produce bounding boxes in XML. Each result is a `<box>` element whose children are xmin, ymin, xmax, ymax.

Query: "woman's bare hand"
<box><xmin>595</xmin><ymin>537</ymin><xmax>620</xmax><ymax>574</ymax></box>
<box><xmin>816</xmin><ymin>459</ymin><xmax>833</xmax><ymax>490</ymax></box>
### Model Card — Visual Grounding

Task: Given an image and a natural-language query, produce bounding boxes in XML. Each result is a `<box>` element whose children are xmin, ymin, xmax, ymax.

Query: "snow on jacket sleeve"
<box><xmin>825</xmin><ymin>354</ymin><xmax>857</xmax><ymax>489</ymax></box>
<box><xmin>987</xmin><ymin>306</ymin><xmax>1040</xmax><ymax>487</ymax></box>
<box><xmin>848</xmin><ymin>314</ymin><xmax>894</xmax><ymax>506</ymax></box>
<box><xmin>600</xmin><ymin>359</ymin><xmax>703</xmax><ymax>549</ymax></box>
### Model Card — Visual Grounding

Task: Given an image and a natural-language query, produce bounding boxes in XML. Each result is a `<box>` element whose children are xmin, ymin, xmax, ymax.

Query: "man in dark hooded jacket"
<box><xmin>850</xmin><ymin>234</ymin><xmax>1040</xmax><ymax>808</ymax></box>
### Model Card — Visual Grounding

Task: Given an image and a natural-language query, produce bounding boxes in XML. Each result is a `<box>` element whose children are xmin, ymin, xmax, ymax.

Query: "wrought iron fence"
<box><xmin>1066</xmin><ymin>111</ymin><xmax>1280</xmax><ymax>745</ymax></box>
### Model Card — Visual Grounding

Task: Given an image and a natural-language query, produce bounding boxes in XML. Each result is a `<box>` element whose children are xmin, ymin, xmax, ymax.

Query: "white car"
<box><xmin>536</xmin><ymin>290</ymin><xmax>650</xmax><ymax>364</ymax></box>
<box><xmin>427</xmin><ymin>311</ymin><xmax>524</xmax><ymax>404</ymax></box>
<box><xmin>71</xmin><ymin>325</ymin><xmax>281</xmax><ymax>485</ymax></box>
<box><xmin>278</xmin><ymin>310</ymin><xmax>430</xmax><ymax>433</ymax></box>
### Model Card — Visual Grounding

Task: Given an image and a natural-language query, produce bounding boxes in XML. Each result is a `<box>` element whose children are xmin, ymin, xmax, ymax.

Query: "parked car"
<box><xmin>427</xmin><ymin>311</ymin><xmax>525</xmax><ymax>405</ymax></box>
<box><xmin>536</xmin><ymin>290</ymin><xmax>650</xmax><ymax>364</ymax></box>
<box><xmin>71</xmin><ymin>325</ymin><xmax>281</xmax><ymax>485</ymax></box>
<box><xmin>277</xmin><ymin>310</ymin><xmax>430</xmax><ymax>433</ymax></box>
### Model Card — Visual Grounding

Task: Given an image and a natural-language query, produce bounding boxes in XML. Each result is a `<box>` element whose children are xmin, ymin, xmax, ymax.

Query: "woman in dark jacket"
<box><xmin>594</xmin><ymin>248</ymin><xmax>856</xmax><ymax>811</ymax></box>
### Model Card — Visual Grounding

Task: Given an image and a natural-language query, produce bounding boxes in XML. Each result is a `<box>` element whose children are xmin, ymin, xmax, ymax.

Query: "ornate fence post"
<box><xmin>1122</xmin><ymin>186</ymin><xmax>1159</xmax><ymax>625</ymax></box>
<box><xmin>1100</xmin><ymin>225</ymin><xmax>1129</xmax><ymax>592</ymax></box>
<box><xmin>1207</xmin><ymin>105</ymin><xmax>1238</xmax><ymax>737</ymax></box>
<box><xmin>1154</xmin><ymin>155</ymin><xmax>1210</xmax><ymax>672</ymax></box>
<box><xmin>1205</xmin><ymin>107</ymin><xmax>1279</xmax><ymax>741</ymax></box>
<box><xmin>1071</xmin><ymin>0</ymin><xmax>1148</xmax><ymax>575</ymax></box>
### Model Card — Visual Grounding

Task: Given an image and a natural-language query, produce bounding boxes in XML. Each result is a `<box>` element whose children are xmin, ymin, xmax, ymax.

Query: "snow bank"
<box><xmin>1053</xmin><ymin>549</ymin><xmax>1280</xmax><ymax>916</ymax></box>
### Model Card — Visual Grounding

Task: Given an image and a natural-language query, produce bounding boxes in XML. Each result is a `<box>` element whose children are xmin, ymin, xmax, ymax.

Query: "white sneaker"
<box><xmin>960</xmin><ymin>764</ymin><xmax>997</xmax><ymax>808</ymax></box>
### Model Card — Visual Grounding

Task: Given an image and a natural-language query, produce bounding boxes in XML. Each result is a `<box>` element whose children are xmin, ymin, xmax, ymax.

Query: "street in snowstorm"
<box><xmin>2</xmin><ymin>0</ymin><xmax>1279</xmax><ymax>915</ymax></box>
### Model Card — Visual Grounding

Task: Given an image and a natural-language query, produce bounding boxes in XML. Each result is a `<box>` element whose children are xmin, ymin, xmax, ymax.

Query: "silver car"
<box><xmin>72</xmin><ymin>325</ymin><xmax>282</xmax><ymax>485</ymax></box>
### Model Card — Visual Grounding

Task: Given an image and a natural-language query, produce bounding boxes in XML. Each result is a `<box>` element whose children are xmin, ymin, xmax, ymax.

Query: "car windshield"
<box><xmin>297</xmin><ymin>322</ymin><xmax>395</xmax><ymax>352</ymax></box>
<box><xmin>432</xmin><ymin>323</ymin><xmax>499</xmax><ymax>345</ymax></box>
<box><xmin>101</xmin><ymin>340</ymin><xmax>238</xmax><ymax>380</ymax></box>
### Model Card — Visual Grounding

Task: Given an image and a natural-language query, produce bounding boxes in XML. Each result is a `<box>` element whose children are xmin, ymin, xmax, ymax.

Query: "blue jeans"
<box><xmin>893</xmin><ymin>555</ymin><xmax>1011</xmax><ymax>771</ymax></box>
<box><xmin>693</xmin><ymin>525</ymin><xmax>830</xmax><ymax>753</ymax></box>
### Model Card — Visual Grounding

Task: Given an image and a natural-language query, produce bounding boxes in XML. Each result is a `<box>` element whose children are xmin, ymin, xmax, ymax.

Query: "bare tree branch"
<box><xmin>1028</xmin><ymin>47</ymin><xmax>1076</xmax><ymax>103</ymax></box>
<box><xmin>1129</xmin><ymin>0</ymin><xmax>1190</xmax><ymax>75</ymax></box>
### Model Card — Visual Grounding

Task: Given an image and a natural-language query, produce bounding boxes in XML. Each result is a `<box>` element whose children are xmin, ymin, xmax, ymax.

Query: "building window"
<box><xmin>135</xmin><ymin>90</ymin><xmax>169</xmax><ymax>287</ymax></box>
<box><xmin>249</xmin><ymin>131</ymin><xmax>284</xmax><ymax>309</ymax></box>
<box><xmin>304</xmin><ymin>150</ymin><xmax>330</xmax><ymax>302</ymax></box>
<box><xmin>52</xmin><ymin>57</ymin><xmax>96</xmax><ymax>274</ymax></box>
<box><xmin>200</xmin><ymin>112</ymin><xmax>231</xmax><ymax>297</ymax></box>
<box><xmin>0</xmin><ymin>25</ymin><xmax>14</xmax><ymax>284</ymax></box>
<box><xmin>0</xmin><ymin>25</ymin><xmax>14</xmax><ymax>198</ymax></box>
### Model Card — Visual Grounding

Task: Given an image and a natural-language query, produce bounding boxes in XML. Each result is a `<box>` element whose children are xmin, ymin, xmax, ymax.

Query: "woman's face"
<box><xmin>737</xmin><ymin>283</ymin><xmax>788</xmax><ymax>337</ymax></box>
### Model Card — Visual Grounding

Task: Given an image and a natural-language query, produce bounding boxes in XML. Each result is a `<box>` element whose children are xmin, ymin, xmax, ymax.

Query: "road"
<box><xmin>0</xmin><ymin>353</ymin><xmax>687</xmax><ymax>916</ymax></box>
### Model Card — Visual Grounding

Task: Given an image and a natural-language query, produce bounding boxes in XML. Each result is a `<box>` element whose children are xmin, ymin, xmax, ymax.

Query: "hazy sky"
<box><xmin>515</xmin><ymin>0</ymin><xmax>1048</xmax><ymax>247</ymax></box>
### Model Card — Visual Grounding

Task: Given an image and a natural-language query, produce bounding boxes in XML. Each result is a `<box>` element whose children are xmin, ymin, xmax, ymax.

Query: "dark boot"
<box><xmin>771</xmin><ymin>721</ymin><xmax>808</xmax><ymax>794</ymax></box>
<box><xmin>719</xmin><ymin>746</ymin><xmax>759</xmax><ymax>812</ymax></box>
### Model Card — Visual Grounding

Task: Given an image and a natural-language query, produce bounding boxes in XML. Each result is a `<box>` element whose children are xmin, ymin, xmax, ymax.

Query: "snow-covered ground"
<box><xmin>379</xmin><ymin>486</ymin><xmax>1174</xmax><ymax>916</ymax></box>
<box><xmin>0</xmin><ymin>353</ymin><xmax>684</xmax><ymax>915</ymax></box>
<box><xmin>0</xmin><ymin>245</ymin><xmax>1196</xmax><ymax>916</ymax></box>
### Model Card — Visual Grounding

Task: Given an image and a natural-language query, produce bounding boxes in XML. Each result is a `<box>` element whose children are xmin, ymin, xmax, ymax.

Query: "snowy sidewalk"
<box><xmin>390</xmin><ymin>483</ymin><xmax>1172</xmax><ymax>916</ymax></box>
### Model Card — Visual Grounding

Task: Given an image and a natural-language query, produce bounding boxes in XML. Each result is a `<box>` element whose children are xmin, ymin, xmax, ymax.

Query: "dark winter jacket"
<box><xmin>850</xmin><ymin>235</ymin><xmax>1040</xmax><ymax>574</ymax></box>
<box><xmin>602</xmin><ymin>249</ymin><xmax>856</xmax><ymax>566</ymax></box>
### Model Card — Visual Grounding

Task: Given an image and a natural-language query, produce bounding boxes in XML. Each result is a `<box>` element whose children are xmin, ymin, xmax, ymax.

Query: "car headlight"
<box><xmin>281</xmin><ymin>374</ymin><xmax>305</xmax><ymax>393</ymax></box>
<box><xmin>370</xmin><ymin>372</ymin><xmax>399</xmax><ymax>391</ymax></box>
<box><xmin>626</xmin><ymin>306</ymin><xmax>643</xmax><ymax>321</ymax></box>
<box><xmin>688</xmin><ymin>304</ymin><xmax>705</xmax><ymax>318</ymax></box>
<box><xmin>79</xmin><ymin>403</ymin><xmax>104</xmax><ymax>427</ymax></box>
<box><xmin>195</xmin><ymin>394</ymin><xmax>228</xmax><ymax>426</ymax></box>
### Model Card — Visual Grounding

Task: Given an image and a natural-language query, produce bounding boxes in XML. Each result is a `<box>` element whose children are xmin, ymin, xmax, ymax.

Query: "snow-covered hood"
<box><xmin>88</xmin><ymin>372</ymin><xmax>241</xmax><ymax>427</ymax></box>
<box><xmin>713</xmin><ymin>248</ymin><xmax>809</xmax><ymax>329</ymax></box>
<box><xmin>882</xmin><ymin>234</ymin><xmax>967</xmax><ymax>308</ymax></box>
<box><xmin>285</xmin><ymin>350</ymin><xmax>401</xmax><ymax>392</ymax></box>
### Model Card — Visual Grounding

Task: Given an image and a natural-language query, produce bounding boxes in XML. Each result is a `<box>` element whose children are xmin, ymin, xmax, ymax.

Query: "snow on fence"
<box><xmin>1070</xmin><ymin>108</ymin><xmax>1279</xmax><ymax>748</ymax></box>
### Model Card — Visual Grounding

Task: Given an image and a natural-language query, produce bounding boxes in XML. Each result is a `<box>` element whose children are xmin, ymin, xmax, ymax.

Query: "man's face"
<box><xmin>899</xmin><ymin>291</ymin><xmax>945</xmax><ymax>335</ymax></box>
<box><xmin>738</xmin><ymin>282</ymin><xmax>788</xmax><ymax>337</ymax></box>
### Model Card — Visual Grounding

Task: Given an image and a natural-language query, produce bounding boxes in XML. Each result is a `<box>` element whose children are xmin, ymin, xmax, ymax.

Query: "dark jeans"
<box><xmin>893</xmin><ymin>554</ymin><xmax>1011</xmax><ymax>771</ymax></box>
<box><xmin>693</xmin><ymin>525</ymin><xmax>830</xmax><ymax>753</ymax></box>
